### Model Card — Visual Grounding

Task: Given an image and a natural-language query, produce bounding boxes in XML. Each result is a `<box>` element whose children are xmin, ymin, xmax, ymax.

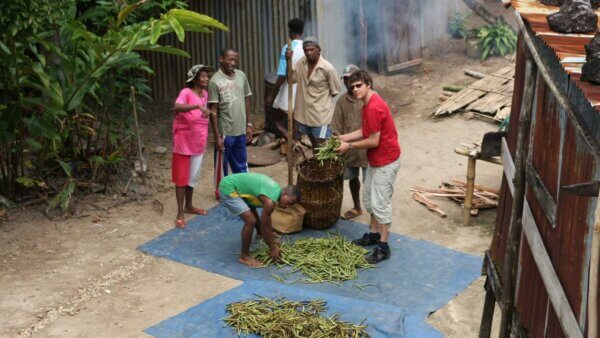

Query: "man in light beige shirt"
<box><xmin>292</xmin><ymin>36</ymin><xmax>341</xmax><ymax>148</ymax></box>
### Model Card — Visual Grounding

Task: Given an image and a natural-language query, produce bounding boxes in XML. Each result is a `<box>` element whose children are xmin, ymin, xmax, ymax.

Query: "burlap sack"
<box><xmin>272</xmin><ymin>204</ymin><xmax>306</xmax><ymax>234</ymax></box>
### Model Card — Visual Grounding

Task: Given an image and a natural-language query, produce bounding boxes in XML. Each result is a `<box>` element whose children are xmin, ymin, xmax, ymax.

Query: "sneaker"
<box><xmin>352</xmin><ymin>233</ymin><xmax>379</xmax><ymax>246</ymax></box>
<box><xmin>366</xmin><ymin>247</ymin><xmax>391</xmax><ymax>264</ymax></box>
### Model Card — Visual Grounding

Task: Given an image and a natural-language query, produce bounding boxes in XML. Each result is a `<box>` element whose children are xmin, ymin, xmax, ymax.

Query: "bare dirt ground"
<box><xmin>1</xmin><ymin>38</ymin><xmax>510</xmax><ymax>337</ymax></box>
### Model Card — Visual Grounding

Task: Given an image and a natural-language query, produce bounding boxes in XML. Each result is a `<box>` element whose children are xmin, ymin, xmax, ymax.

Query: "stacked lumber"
<box><xmin>411</xmin><ymin>179</ymin><xmax>500</xmax><ymax>218</ymax></box>
<box><xmin>434</xmin><ymin>66</ymin><xmax>515</xmax><ymax>122</ymax></box>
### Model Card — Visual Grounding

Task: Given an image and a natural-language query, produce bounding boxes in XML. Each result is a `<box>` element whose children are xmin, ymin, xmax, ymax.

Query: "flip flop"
<box><xmin>341</xmin><ymin>209</ymin><xmax>363</xmax><ymax>220</ymax></box>
<box><xmin>184</xmin><ymin>207</ymin><xmax>207</xmax><ymax>215</ymax></box>
<box><xmin>175</xmin><ymin>219</ymin><xmax>186</xmax><ymax>229</ymax></box>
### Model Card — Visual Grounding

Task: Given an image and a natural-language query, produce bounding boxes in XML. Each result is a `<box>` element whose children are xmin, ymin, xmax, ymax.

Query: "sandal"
<box><xmin>175</xmin><ymin>219</ymin><xmax>186</xmax><ymax>229</ymax></box>
<box><xmin>341</xmin><ymin>209</ymin><xmax>363</xmax><ymax>220</ymax></box>
<box><xmin>184</xmin><ymin>207</ymin><xmax>207</xmax><ymax>215</ymax></box>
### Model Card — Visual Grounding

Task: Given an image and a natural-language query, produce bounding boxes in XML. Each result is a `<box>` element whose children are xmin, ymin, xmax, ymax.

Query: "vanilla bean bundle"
<box><xmin>223</xmin><ymin>296</ymin><xmax>370</xmax><ymax>337</ymax></box>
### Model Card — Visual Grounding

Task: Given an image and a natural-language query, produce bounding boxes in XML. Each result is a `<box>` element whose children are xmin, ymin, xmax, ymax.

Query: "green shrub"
<box><xmin>448</xmin><ymin>12</ymin><xmax>469</xmax><ymax>39</ymax></box>
<box><xmin>0</xmin><ymin>0</ymin><xmax>228</xmax><ymax>209</ymax></box>
<box><xmin>472</xmin><ymin>23</ymin><xmax>518</xmax><ymax>60</ymax></box>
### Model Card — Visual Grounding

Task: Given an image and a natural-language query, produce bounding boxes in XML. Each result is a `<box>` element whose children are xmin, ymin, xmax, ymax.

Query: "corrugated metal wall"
<box><xmin>314</xmin><ymin>0</ymin><xmax>349</xmax><ymax>73</ymax></box>
<box><xmin>419</xmin><ymin>0</ymin><xmax>471</xmax><ymax>47</ymax></box>
<box><xmin>143</xmin><ymin>0</ymin><xmax>481</xmax><ymax>108</ymax></box>
<box><xmin>142</xmin><ymin>0</ymin><xmax>317</xmax><ymax>111</ymax></box>
<box><xmin>490</xmin><ymin>28</ymin><xmax>600</xmax><ymax>337</ymax></box>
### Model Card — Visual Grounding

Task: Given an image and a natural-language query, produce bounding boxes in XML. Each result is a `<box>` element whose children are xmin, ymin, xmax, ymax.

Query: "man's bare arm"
<box><xmin>258</xmin><ymin>196</ymin><xmax>277</xmax><ymax>251</ymax></box>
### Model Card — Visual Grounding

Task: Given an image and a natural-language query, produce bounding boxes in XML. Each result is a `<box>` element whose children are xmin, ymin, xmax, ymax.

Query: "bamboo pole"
<box><xmin>463</xmin><ymin>151</ymin><xmax>478</xmax><ymax>225</ymax></box>
<box><xmin>286</xmin><ymin>38</ymin><xmax>294</xmax><ymax>185</ymax></box>
<box><xmin>359</xmin><ymin>0</ymin><xmax>367</xmax><ymax>71</ymax></box>
<box><xmin>130</xmin><ymin>86</ymin><xmax>146</xmax><ymax>185</ymax></box>
<box><xmin>498</xmin><ymin>53</ymin><xmax>537</xmax><ymax>338</ymax></box>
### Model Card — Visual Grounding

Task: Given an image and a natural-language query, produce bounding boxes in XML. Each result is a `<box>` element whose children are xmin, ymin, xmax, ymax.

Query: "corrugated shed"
<box><xmin>314</xmin><ymin>0</ymin><xmax>348</xmax><ymax>72</ymax></box>
<box><xmin>141</xmin><ymin>0</ymin><xmax>316</xmax><ymax>110</ymax></box>
<box><xmin>489</xmin><ymin>1</ymin><xmax>600</xmax><ymax>336</ymax></box>
<box><xmin>143</xmin><ymin>0</ymin><xmax>475</xmax><ymax>107</ymax></box>
<box><xmin>419</xmin><ymin>0</ymin><xmax>472</xmax><ymax>47</ymax></box>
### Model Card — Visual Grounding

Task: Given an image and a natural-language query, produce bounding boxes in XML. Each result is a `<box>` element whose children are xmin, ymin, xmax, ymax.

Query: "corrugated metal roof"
<box><xmin>510</xmin><ymin>0</ymin><xmax>600</xmax><ymax>109</ymax></box>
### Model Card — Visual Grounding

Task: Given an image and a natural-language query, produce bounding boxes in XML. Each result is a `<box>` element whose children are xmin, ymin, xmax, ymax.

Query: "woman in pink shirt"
<box><xmin>172</xmin><ymin>65</ymin><xmax>214</xmax><ymax>228</ymax></box>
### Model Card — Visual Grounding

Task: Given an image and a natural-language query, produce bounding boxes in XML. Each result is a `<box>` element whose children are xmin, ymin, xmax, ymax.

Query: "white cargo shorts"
<box><xmin>362</xmin><ymin>157</ymin><xmax>401</xmax><ymax>226</ymax></box>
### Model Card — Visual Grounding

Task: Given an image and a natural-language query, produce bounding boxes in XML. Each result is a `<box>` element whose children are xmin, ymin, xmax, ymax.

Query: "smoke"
<box><xmin>310</xmin><ymin>0</ymin><xmax>474</xmax><ymax>75</ymax></box>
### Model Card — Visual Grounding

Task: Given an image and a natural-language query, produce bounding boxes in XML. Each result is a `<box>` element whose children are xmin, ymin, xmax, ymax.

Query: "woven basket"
<box><xmin>297</xmin><ymin>158</ymin><xmax>344</xmax><ymax>230</ymax></box>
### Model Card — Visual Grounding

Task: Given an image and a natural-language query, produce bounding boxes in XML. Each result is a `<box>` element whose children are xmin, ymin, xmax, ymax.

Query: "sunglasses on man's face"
<box><xmin>350</xmin><ymin>83</ymin><xmax>365</xmax><ymax>90</ymax></box>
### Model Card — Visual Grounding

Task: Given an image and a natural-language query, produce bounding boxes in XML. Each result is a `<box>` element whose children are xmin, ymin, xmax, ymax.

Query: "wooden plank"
<box><xmin>502</xmin><ymin>137</ymin><xmax>516</xmax><ymax>195</ymax></box>
<box><xmin>522</xmin><ymin>202</ymin><xmax>584</xmax><ymax>338</ymax></box>
<box><xmin>387</xmin><ymin>58</ymin><xmax>423</xmax><ymax>72</ymax></box>
<box><xmin>467</xmin><ymin>86</ymin><xmax>513</xmax><ymax>97</ymax></box>
<box><xmin>525</xmin><ymin>162</ymin><xmax>557</xmax><ymax>226</ymax></box>
<box><xmin>434</xmin><ymin>88</ymin><xmax>488</xmax><ymax>116</ymax></box>
<box><xmin>502</xmin><ymin>134</ymin><xmax>585</xmax><ymax>338</ymax></box>
<box><xmin>486</xmin><ymin>250</ymin><xmax>504</xmax><ymax>304</ymax></box>
<box><xmin>466</xmin><ymin>93</ymin><xmax>513</xmax><ymax>115</ymax></box>
<box><xmin>434</xmin><ymin>66</ymin><xmax>515</xmax><ymax>116</ymax></box>
<box><xmin>411</xmin><ymin>192</ymin><xmax>447</xmax><ymax>217</ymax></box>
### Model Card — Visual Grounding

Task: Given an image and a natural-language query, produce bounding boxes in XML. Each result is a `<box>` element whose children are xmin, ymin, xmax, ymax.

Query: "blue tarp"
<box><xmin>145</xmin><ymin>280</ymin><xmax>441</xmax><ymax>337</ymax></box>
<box><xmin>140</xmin><ymin>205</ymin><xmax>482</xmax><ymax>337</ymax></box>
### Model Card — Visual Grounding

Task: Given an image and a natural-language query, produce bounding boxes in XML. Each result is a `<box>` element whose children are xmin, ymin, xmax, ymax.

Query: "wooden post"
<box><xmin>479</xmin><ymin>279</ymin><xmax>496</xmax><ymax>338</ymax></box>
<box><xmin>286</xmin><ymin>38</ymin><xmax>294</xmax><ymax>185</ymax></box>
<box><xmin>499</xmin><ymin>53</ymin><xmax>537</xmax><ymax>338</ymax></box>
<box><xmin>359</xmin><ymin>0</ymin><xmax>367</xmax><ymax>70</ymax></box>
<box><xmin>463</xmin><ymin>151</ymin><xmax>477</xmax><ymax>225</ymax></box>
<box><xmin>130</xmin><ymin>86</ymin><xmax>146</xmax><ymax>185</ymax></box>
<box><xmin>588</xmin><ymin>199</ymin><xmax>600</xmax><ymax>338</ymax></box>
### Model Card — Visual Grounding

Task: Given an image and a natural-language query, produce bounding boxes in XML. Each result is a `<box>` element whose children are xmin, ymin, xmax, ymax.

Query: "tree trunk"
<box><xmin>462</xmin><ymin>0</ymin><xmax>508</xmax><ymax>25</ymax></box>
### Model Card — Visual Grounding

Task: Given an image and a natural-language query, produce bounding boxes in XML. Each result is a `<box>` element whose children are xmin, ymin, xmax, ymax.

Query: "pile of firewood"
<box><xmin>410</xmin><ymin>179</ymin><xmax>500</xmax><ymax>218</ymax></box>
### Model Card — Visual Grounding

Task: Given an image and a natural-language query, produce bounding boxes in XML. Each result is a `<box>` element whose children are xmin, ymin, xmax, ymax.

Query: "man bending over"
<box><xmin>218</xmin><ymin>173</ymin><xmax>300</xmax><ymax>267</ymax></box>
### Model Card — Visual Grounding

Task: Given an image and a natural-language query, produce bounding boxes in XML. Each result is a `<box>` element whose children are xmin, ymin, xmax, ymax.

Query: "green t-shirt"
<box><xmin>208</xmin><ymin>69</ymin><xmax>252</xmax><ymax>136</ymax></box>
<box><xmin>219</xmin><ymin>173</ymin><xmax>282</xmax><ymax>207</ymax></box>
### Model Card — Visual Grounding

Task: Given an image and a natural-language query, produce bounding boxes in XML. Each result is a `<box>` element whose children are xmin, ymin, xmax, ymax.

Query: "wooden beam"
<box><xmin>454</xmin><ymin>147</ymin><xmax>503</xmax><ymax>165</ymax></box>
<box><xmin>485</xmin><ymin>251</ymin><xmax>504</xmax><ymax>304</ymax></box>
<box><xmin>480</xmin><ymin>251</ymin><xmax>503</xmax><ymax>337</ymax></box>
<box><xmin>525</xmin><ymin>162</ymin><xmax>557</xmax><ymax>226</ymax></box>
<box><xmin>479</xmin><ymin>280</ymin><xmax>496</xmax><ymax>338</ymax></box>
<box><xmin>501</xmin><ymin>136</ymin><xmax>584</xmax><ymax>338</ymax></box>
<box><xmin>286</xmin><ymin>38</ymin><xmax>294</xmax><ymax>185</ymax></box>
<box><xmin>500</xmin><ymin>53</ymin><xmax>537</xmax><ymax>338</ymax></box>
<box><xmin>587</xmin><ymin>199</ymin><xmax>600</xmax><ymax>338</ymax></box>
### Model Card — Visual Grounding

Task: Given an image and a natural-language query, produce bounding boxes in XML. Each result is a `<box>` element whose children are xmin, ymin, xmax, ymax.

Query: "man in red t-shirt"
<box><xmin>335</xmin><ymin>70</ymin><xmax>401</xmax><ymax>263</ymax></box>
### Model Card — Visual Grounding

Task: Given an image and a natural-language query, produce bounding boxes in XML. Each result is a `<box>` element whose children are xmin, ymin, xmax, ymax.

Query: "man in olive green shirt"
<box><xmin>209</xmin><ymin>48</ymin><xmax>253</xmax><ymax>199</ymax></box>
<box><xmin>218</xmin><ymin>173</ymin><xmax>300</xmax><ymax>267</ymax></box>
